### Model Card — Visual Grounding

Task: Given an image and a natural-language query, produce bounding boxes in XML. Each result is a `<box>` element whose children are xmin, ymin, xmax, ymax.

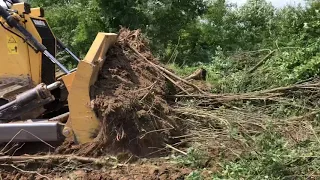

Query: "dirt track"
<box><xmin>59</xmin><ymin>161</ymin><xmax>193</xmax><ymax>180</ymax></box>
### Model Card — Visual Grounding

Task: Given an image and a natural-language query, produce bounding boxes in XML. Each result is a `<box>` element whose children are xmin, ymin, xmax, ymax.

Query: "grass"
<box><xmin>173</xmin><ymin>147</ymin><xmax>210</xmax><ymax>169</ymax></box>
<box><xmin>169</xmin><ymin>52</ymin><xmax>320</xmax><ymax>179</ymax></box>
<box><xmin>187</xmin><ymin>170</ymin><xmax>204</xmax><ymax>180</ymax></box>
<box><xmin>178</xmin><ymin>121</ymin><xmax>320</xmax><ymax>179</ymax></box>
<box><xmin>214</xmin><ymin>132</ymin><xmax>320</xmax><ymax>179</ymax></box>
<box><xmin>174</xmin><ymin>107</ymin><xmax>312</xmax><ymax>178</ymax></box>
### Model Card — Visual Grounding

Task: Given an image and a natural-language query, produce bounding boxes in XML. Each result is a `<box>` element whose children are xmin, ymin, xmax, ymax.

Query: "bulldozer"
<box><xmin>0</xmin><ymin>0</ymin><xmax>117</xmax><ymax>145</ymax></box>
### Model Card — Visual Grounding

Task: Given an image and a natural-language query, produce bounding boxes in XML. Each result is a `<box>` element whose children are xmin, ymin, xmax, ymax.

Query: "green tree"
<box><xmin>28</xmin><ymin>0</ymin><xmax>207</xmax><ymax>66</ymax></box>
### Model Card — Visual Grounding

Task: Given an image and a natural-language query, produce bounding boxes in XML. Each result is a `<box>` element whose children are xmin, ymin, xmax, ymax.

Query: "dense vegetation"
<box><xmin>28</xmin><ymin>0</ymin><xmax>320</xmax><ymax>179</ymax></box>
<box><xmin>28</xmin><ymin>0</ymin><xmax>319</xmax><ymax>91</ymax></box>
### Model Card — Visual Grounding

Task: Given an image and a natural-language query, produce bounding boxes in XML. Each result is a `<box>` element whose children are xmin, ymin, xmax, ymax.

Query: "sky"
<box><xmin>228</xmin><ymin>0</ymin><xmax>306</xmax><ymax>8</ymax></box>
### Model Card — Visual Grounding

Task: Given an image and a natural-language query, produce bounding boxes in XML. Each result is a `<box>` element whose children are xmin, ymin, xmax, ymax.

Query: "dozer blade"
<box><xmin>61</xmin><ymin>33</ymin><xmax>117</xmax><ymax>144</ymax></box>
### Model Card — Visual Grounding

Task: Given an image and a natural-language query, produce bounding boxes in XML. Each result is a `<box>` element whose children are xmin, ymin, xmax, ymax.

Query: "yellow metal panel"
<box><xmin>1</xmin><ymin>3</ymin><xmax>58</xmax><ymax>86</ymax></box>
<box><xmin>24</xmin><ymin>15</ymin><xmax>47</xmax><ymax>84</ymax></box>
<box><xmin>30</xmin><ymin>8</ymin><xmax>43</xmax><ymax>17</ymax></box>
<box><xmin>0</xmin><ymin>18</ymin><xmax>31</xmax><ymax>80</ymax></box>
<box><xmin>66</xmin><ymin>33</ymin><xmax>117</xmax><ymax>143</ymax></box>
<box><xmin>60</xmin><ymin>72</ymin><xmax>75</xmax><ymax>92</ymax></box>
<box><xmin>11</xmin><ymin>3</ymin><xmax>26</xmax><ymax>14</ymax></box>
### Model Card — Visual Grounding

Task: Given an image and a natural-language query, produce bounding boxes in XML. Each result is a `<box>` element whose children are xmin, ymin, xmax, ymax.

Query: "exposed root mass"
<box><xmin>85</xmin><ymin>28</ymin><xmax>181</xmax><ymax>157</ymax></box>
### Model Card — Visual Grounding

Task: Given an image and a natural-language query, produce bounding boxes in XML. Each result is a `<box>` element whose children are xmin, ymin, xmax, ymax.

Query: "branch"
<box><xmin>165</xmin><ymin>144</ymin><xmax>187</xmax><ymax>155</ymax></box>
<box><xmin>248</xmin><ymin>50</ymin><xmax>276</xmax><ymax>73</ymax></box>
<box><xmin>257</xmin><ymin>82</ymin><xmax>320</xmax><ymax>94</ymax></box>
<box><xmin>128</xmin><ymin>44</ymin><xmax>206</xmax><ymax>94</ymax></box>
<box><xmin>0</xmin><ymin>155</ymin><xmax>113</xmax><ymax>165</ymax></box>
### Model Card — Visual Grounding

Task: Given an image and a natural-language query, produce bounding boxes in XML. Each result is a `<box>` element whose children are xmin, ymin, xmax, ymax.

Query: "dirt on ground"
<box><xmin>0</xmin><ymin>158</ymin><xmax>201</xmax><ymax>180</ymax></box>
<box><xmin>58</xmin><ymin>160</ymin><xmax>193</xmax><ymax>180</ymax></box>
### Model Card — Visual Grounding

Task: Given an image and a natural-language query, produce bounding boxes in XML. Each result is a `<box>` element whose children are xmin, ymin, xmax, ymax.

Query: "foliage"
<box><xmin>28</xmin><ymin>0</ymin><xmax>206</xmax><ymax>67</ymax></box>
<box><xmin>213</xmin><ymin>131</ymin><xmax>320</xmax><ymax>179</ymax></box>
<box><xmin>186</xmin><ymin>170</ymin><xmax>204</xmax><ymax>180</ymax></box>
<box><xmin>27</xmin><ymin>0</ymin><xmax>319</xmax><ymax>83</ymax></box>
<box><xmin>166</xmin><ymin>3</ymin><xmax>319</xmax><ymax>179</ymax></box>
<box><xmin>173</xmin><ymin>147</ymin><xmax>209</xmax><ymax>169</ymax></box>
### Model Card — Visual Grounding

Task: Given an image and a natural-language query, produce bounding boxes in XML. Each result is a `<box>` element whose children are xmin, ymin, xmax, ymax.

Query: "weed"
<box><xmin>213</xmin><ymin>131</ymin><xmax>320</xmax><ymax>179</ymax></box>
<box><xmin>174</xmin><ymin>147</ymin><xmax>210</xmax><ymax>169</ymax></box>
<box><xmin>186</xmin><ymin>170</ymin><xmax>204</xmax><ymax>180</ymax></box>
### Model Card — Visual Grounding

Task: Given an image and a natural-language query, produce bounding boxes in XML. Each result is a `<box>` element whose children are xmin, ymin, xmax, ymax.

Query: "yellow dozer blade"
<box><xmin>61</xmin><ymin>33</ymin><xmax>117</xmax><ymax>144</ymax></box>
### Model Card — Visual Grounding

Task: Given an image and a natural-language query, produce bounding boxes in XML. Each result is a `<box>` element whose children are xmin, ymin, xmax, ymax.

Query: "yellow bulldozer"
<box><xmin>0</xmin><ymin>0</ymin><xmax>116</xmax><ymax>144</ymax></box>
